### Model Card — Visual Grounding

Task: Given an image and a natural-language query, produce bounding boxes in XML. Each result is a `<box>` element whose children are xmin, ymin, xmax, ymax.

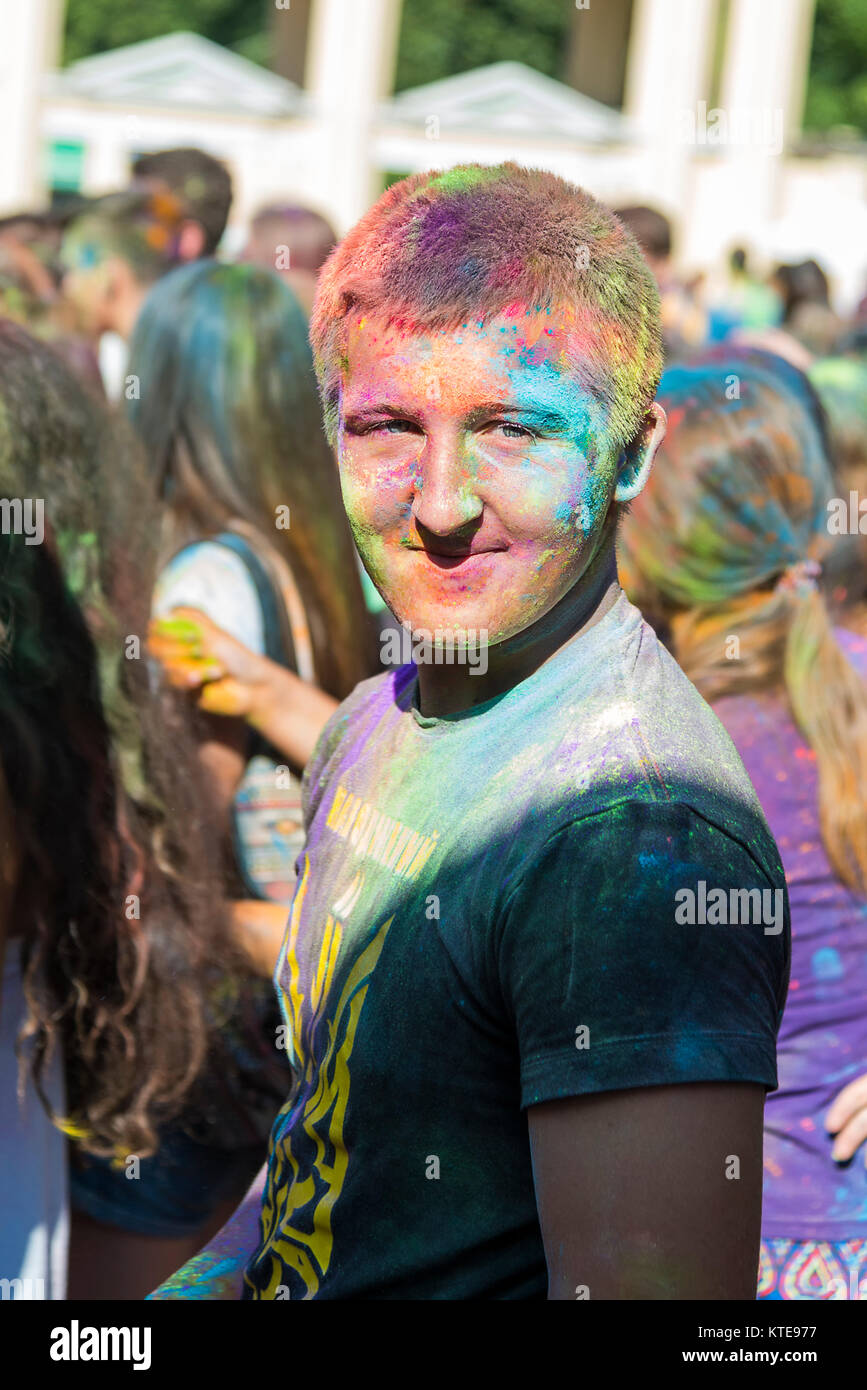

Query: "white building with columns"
<box><xmin>1</xmin><ymin>0</ymin><xmax>864</xmax><ymax>305</ymax></box>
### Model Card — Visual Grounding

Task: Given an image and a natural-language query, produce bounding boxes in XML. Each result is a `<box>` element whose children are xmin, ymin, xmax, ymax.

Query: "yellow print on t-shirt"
<box><xmin>325</xmin><ymin>783</ymin><xmax>439</xmax><ymax>881</ymax></box>
<box><xmin>246</xmin><ymin>855</ymin><xmax>393</xmax><ymax>1299</ymax></box>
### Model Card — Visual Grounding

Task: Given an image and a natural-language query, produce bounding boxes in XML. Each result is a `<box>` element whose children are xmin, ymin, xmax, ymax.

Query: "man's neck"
<box><xmin>415</xmin><ymin>544</ymin><xmax>621</xmax><ymax>718</ymax></box>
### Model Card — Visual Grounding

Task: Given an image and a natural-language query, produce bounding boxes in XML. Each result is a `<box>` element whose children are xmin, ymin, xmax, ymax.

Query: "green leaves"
<box><xmin>804</xmin><ymin>0</ymin><xmax>867</xmax><ymax>134</ymax></box>
<box><xmin>62</xmin><ymin>0</ymin><xmax>268</xmax><ymax>68</ymax></box>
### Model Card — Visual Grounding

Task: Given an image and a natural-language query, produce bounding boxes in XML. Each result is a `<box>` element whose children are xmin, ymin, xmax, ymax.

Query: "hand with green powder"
<box><xmin>148</xmin><ymin>607</ymin><xmax>338</xmax><ymax>768</ymax></box>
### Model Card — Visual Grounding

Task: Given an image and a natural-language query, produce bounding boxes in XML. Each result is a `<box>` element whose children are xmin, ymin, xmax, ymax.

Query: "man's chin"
<box><xmin>385</xmin><ymin>602</ymin><xmax>494</xmax><ymax>639</ymax></box>
<box><xmin>378</xmin><ymin>572</ymin><xmax>569</xmax><ymax>647</ymax></box>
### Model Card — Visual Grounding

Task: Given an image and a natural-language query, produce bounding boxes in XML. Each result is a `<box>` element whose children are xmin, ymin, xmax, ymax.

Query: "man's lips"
<box><xmin>412</xmin><ymin>546</ymin><xmax>506</xmax><ymax>573</ymax></box>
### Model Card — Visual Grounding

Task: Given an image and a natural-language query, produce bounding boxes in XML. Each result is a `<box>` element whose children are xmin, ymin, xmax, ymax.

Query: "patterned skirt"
<box><xmin>758</xmin><ymin>1238</ymin><xmax>867</xmax><ymax>1299</ymax></box>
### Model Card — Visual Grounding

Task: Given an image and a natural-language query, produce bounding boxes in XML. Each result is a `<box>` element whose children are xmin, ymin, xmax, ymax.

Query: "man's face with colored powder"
<box><xmin>337</xmin><ymin>307</ymin><xmax>655</xmax><ymax>645</ymax></box>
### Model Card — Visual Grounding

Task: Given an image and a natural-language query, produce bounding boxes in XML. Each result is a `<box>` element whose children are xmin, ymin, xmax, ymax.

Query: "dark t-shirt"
<box><xmin>243</xmin><ymin>591</ymin><xmax>790</xmax><ymax>1299</ymax></box>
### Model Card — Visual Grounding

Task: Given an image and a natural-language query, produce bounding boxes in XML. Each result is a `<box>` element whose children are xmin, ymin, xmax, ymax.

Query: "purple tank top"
<box><xmin>713</xmin><ymin>627</ymin><xmax>867</xmax><ymax>1240</ymax></box>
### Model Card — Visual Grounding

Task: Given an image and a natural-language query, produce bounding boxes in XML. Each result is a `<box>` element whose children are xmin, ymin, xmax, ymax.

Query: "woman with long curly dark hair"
<box><xmin>0</xmin><ymin>319</ymin><xmax>244</xmax><ymax>1296</ymax></box>
<box><xmin>61</xmin><ymin>261</ymin><xmax>379</xmax><ymax>1294</ymax></box>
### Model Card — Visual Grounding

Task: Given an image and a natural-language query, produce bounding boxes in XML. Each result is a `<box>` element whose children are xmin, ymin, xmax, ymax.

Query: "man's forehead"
<box><xmin>338</xmin><ymin>309</ymin><xmax>608</xmax><ymax>434</ymax></box>
<box><xmin>343</xmin><ymin>305</ymin><xmax>580</xmax><ymax>374</ymax></box>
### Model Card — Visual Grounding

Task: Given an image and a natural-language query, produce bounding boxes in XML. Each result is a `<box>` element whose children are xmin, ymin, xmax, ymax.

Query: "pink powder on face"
<box><xmin>337</xmin><ymin>310</ymin><xmax>624</xmax><ymax>646</ymax></box>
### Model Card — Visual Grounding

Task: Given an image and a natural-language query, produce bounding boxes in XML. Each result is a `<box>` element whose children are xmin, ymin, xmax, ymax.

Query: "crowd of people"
<box><xmin>1</xmin><ymin>145</ymin><xmax>866</xmax><ymax>1302</ymax></box>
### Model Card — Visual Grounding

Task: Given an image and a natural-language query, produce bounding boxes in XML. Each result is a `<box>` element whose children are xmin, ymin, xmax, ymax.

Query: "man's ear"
<box><xmin>613</xmin><ymin>402</ymin><xmax>667</xmax><ymax>503</ymax></box>
<box><xmin>178</xmin><ymin>221</ymin><xmax>206</xmax><ymax>262</ymax></box>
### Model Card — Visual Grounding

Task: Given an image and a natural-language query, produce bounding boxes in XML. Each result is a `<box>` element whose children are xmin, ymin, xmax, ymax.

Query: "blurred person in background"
<box><xmin>0</xmin><ymin>211</ymin><xmax>66</xmax><ymax>297</ymax></box>
<box><xmin>136</xmin><ymin>261</ymin><xmax>377</xmax><ymax>915</ymax></box>
<box><xmin>619</xmin><ymin>350</ymin><xmax>867</xmax><ymax>1300</ymax></box>
<box><xmin>63</xmin><ymin>262</ymin><xmax>380</xmax><ymax>1275</ymax></box>
<box><xmin>132</xmin><ymin>261</ymin><xmax>378</xmax><ymax>904</ymax></box>
<box><xmin>0</xmin><ymin>319</ymin><xmax>248</xmax><ymax>1300</ymax></box>
<box><xmin>55</xmin><ymin>149</ymin><xmax>231</xmax><ymax>399</ymax></box>
<box><xmin>73</xmin><ymin>259</ymin><xmax>378</xmax><ymax>1277</ymax></box>
<box><xmin>809</xmin><ymin>351</ymin><xmax>867</xmax><ymax>628</ymax></box>
<box><xmin>810</xmin><ymin>351</ymin><xmax>867</xmax><ymax>489</ymax></box>
<box><xmin>0</xmin><ymin>219</ymin><xmax>59</xmax><ymax>314</ymax></box>
<box><xmin>59</xmin><ymin>189</ymin><xmax>188</xmax><ymax>350</ymax></box>
<box><xmin>0</xmin><ymin>213</ymin><xmax>104</xmax><ymax>394</ymax></box>
<box><xmin>238</xmin><ymin>203</ymin><xmax>337</xmax><ymax>316</ymax></box>
<box><xmin>833</xmin><ymin>320</ymin><xmax>867</xmax><ymax>358</ymax></box>
<box><xmin>614</xmin><ymin>203</ymin><xmax>707</xmax><ymax>358</ymax></box>
<box><xmin>131</xmin><ymin>146</ymin><xmax>233</xmax><ymax>262</ymax></box>
<box><xmin>704</xmin><ymin>247</ymin><xmax>782</xmax><ymax>344</ymax></box>
<box><xmin>773</xmin><ymin>258</ymin><xmax>844</xmax><ymax>359</ymax></box>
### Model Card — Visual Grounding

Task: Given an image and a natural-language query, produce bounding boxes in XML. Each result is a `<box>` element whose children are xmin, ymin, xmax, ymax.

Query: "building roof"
<box><xmin>383</xmin><ymin>61</ymin><xmax>631</xmax><ymax>144</ymax></box>
<box><xmin>47</xmin><ymin>31</ymin><xmax>303</xmax><ymax>119</ymax></box>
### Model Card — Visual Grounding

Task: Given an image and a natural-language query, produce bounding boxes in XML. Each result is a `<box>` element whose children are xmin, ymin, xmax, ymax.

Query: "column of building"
<box><xmin>304</xmin><ymin>0</ymin><xmax>403</xmax><ymax>235</ymax></box>
<box><xmin>622</xmin><ymin>0</ymin><xmax>718</xmax><ymax>216</ymax></box>
<box><xmin>0</xmin><ymin>0</ymin><xmax>63</xmax><ymax>214</ymax></box>
<box><xmin>717</xmin><ymin>0</ymin><xmax>817</xmax><ymax>246</ymax></box>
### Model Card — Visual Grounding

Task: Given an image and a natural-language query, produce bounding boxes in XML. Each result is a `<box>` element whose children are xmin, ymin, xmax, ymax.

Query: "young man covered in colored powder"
<box><xmin>151</xmin><ymin>163</ymin><xmax>790</xmax><ymax>1300</ymax></box>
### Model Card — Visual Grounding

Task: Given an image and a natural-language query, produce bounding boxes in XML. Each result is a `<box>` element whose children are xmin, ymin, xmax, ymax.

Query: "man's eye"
<box><xmin>366</xmin><ymin>419</ymin><xmax>419</xmax><ymax>436</ymax></box>
<box><xmin>491</xmin><ymin>421</ymin><xmax>535</xmax><ymax>441</ymax></box>
<box><xmin>344</xmin><ymin>418</ymin><xmax>419</xmax><ymax>438</ymax></box>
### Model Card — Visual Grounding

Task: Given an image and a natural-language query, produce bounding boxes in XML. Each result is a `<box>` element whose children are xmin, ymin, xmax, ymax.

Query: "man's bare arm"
<box><xmin>528</xmin><ymin>1081</ymin><xmax>764</xmax><ymax>1300</ymax></box>
<box><xmin>147</xmin><ymin>1162</ymin><xmax>268</xmax><ymax>1300</ymax></box>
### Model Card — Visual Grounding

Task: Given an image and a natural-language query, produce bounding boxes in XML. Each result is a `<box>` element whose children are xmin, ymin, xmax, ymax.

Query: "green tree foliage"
<box><xmin>62</xmin><ymin>0</ymin><xmax>269</xmax><ymax>66</ymax></box>
<box><xmin>60</xmin><ymin>0</ymin><xmax>867</xmax><ymax>136</ymax></box>
<box><xmin>63</xmin><ymin>0</ymin><xmax>571</xmax><ymax>89</ymax></box>
<box><xmin>803</xmin><ymin>0</ymin><xmax>867</xmax><ymax>133</ymax></box>
<box><xmin>394</xmin><ymin>0</ymin><xmax>570</xmax><ymax>92</ymax></box>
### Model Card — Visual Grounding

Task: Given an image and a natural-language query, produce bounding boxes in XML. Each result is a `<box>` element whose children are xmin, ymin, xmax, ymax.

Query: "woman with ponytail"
<box><xmin>619</xmin><ymin>350</ymin><xmax>867</xmax><ymax>1300</ymax></box>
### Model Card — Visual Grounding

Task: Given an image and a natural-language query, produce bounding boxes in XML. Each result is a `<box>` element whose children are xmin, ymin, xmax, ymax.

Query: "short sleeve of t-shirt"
<box><xmin>497</xmin><ymin>798</ymin><xmax>789</xmax><ymax>1109</ymax></box>
<box><xmin>151</xmin><ymin>541</ymin><xmax>266</xmax><ymax>655</ymax></box>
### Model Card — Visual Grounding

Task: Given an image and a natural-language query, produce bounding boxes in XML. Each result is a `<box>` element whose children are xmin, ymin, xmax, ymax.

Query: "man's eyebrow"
<box><xmin>341</xmin><ymin>400</ymin><xmax>574</xmax><ymax>431</ymax></box>
<box><xmin>466</xmin><ymin>402</ymin><xmax>572</xmax><ymax>431</ymax></box>
<box><xmin>341</xmin><ymin>403</ymin><xmax>421</xmax><ymax>426</ymax></box>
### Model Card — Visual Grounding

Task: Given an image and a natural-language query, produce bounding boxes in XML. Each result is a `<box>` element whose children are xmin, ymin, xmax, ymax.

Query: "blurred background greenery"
<box><xmin>61</xmin><ymin>0</ymin><xmax>867</xmax><ymax>136</ymax></box>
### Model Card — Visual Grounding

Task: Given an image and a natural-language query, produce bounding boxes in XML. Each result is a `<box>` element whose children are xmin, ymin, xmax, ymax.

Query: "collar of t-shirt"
<box><xmin>406</xmin><ymin>587</ymin><xmax>636</xmax><ymax>733</ymax></box>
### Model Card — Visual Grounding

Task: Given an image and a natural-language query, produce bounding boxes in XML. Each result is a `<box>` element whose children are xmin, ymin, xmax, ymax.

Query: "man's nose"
<box><xmin>410</xmin><ymin>433</ymin><xmax>483</xmax><ymax>537</ymax></box>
